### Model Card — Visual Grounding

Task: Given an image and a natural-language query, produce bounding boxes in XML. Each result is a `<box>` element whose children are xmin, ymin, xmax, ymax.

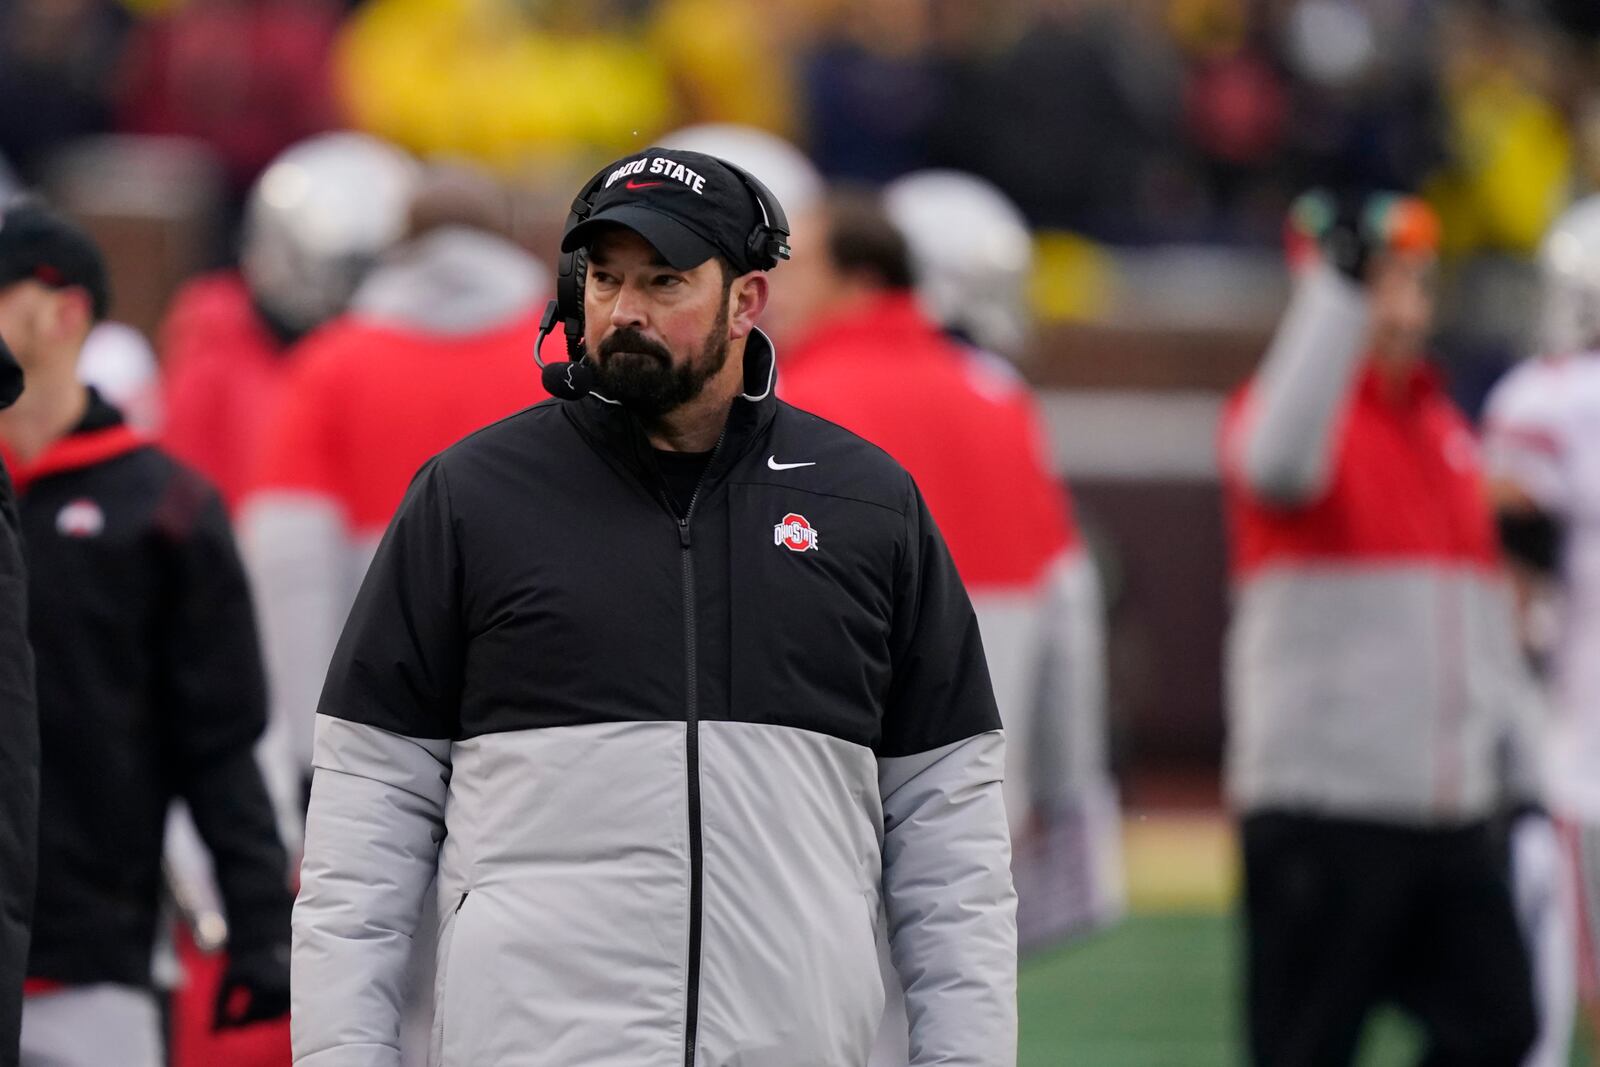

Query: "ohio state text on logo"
<box><xmin>774</xmin><ymin>513</ymin><xmax>820</xmax><ymax>553</ymax></box>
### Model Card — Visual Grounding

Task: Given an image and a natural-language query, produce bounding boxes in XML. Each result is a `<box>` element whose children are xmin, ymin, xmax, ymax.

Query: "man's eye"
<box><xmin>655</xmin><ymin>275</ymin><xmax>683</xmax><ymax>288</ymax></box>
<box><xmin>590</xmin><ymin>271</ymin><xmax>618</xmax><ymax>287</ymax></box>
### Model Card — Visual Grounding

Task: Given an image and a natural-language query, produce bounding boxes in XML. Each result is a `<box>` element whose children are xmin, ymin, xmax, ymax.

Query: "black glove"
<box><xmin>1288</xmin><ymin>188</ymin><xmax>1376</xmax><ymax>284</ymax></box>
<box><xmin>213</xmin><ymin>942</ymin><xmax>291</xmax><ymax>1030</ymax></box>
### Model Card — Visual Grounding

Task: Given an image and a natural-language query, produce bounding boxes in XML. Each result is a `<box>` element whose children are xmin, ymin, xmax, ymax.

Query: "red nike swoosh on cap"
<box><xmin>626</xmin><ymin>180</ymin><xmax>663</xmax><ymax>189</ymax></box>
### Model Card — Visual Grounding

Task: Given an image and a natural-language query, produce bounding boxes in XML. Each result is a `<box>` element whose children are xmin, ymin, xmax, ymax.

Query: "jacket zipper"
<box><xmin>669</xmin><ymin>424</ymin><xmax>726</xmax><ymax>1067</ymax></box>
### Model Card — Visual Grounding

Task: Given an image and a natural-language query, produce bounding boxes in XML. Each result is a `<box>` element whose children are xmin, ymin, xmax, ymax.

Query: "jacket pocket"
<box><xmin>430</xmin><ymin>891</ymin><xmax>469</xmax><ymax>1067</ymax></box>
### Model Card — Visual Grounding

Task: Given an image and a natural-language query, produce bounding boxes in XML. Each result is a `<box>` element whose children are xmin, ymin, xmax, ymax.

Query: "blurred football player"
<box><xmin>778</xmin><ymin>184</ymin><xmax>1119</xmax><ymax>1064</ymax></box>
<box><xmin>159</xmin><ymin>132</ymin><xmax>418</xmax><ymax>510</ymax></box>
<box><xmin>882</xmin><ymin>168</ymin><xmax>1122</xmax><ymax>937</ymax></box>
<box><xmin>1481</xmin><ymin>193</ymin><xmax>1600</xmax><ymax>1063</ymax></box>
<box><xmin>239</xmin><ymin>161</ymin><xmax>549</xmax><ymax>854</ymax></box>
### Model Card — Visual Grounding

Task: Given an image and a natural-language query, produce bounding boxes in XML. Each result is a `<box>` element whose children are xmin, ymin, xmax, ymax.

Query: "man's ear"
<box><xmin>727</xmin><ymin>272</ymin><xmax>769</xmax><ymax>342</ymax></box>
<box><xmin>48</xmin><ymin>287</ymin><xmax>95</xmax><ymax>344</ymax></box>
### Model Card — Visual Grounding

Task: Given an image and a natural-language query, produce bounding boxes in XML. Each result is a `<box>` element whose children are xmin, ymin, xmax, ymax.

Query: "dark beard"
<box><xmin>593</xmin><ymin>304</ymin><xmax>730</xmax><ymax>419</ymax></box>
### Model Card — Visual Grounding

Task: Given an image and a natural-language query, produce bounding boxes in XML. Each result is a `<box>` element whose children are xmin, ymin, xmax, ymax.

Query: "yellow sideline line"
<box><xmin>1121</xmin><ymin>811</ymin><xmax>1238</xmax><ymax>914</ymax></box>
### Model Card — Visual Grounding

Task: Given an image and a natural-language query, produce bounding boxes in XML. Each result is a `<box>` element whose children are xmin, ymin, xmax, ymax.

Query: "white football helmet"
<box><xmin>883</xmin><ymin>169</ymin><xmax>1033</xmax><ymax>357</ymax></box>
<box><xmin>655</xmin><ymin>123</ymin><xmax>822</xmax><ymax>221</ymax></box>
<box><xmin>241</xmin><ymin>132</ymin><xmax>419</xmax><ymax>337</ymax></box>
<box><xmin>1538</xmin><ymin>193</ymin><xmax>1600</xmax><ymax>358</ymax></box>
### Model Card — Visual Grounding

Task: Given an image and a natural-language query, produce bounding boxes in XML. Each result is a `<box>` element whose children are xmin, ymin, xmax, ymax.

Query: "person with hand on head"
<box><xmin>0</xmin><ymin>201</ymin><xmax>292</xmax><ymax>1067</ymax></box>
<box><xmin>1220</xmin><ymin>190</ymin><xmax>1540</xmax><ymax>1066</ymax></box>
<box><xmin>0</xmin><ymin>331</ymin><xmax>36</xmax><ymax>1067</ymax></box>
<box><xmin>292</xmin><ymin>147</ymin><xmax>1017</xmax><ymax>1067</ymax></box>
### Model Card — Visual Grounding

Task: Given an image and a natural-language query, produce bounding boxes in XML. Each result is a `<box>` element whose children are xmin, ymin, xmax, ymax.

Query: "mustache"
<box><xmin>599</xmin><ymin>328</ymin><xmax>672</xmax><ymax>363</ymax></box>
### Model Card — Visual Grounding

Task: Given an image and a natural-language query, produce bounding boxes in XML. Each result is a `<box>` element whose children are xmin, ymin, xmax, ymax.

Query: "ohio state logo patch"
<box><xmin>56</xmin><ymin>498</ymin><xmax>104</xmax><ymax>539</ymax></box>
<box><xmin>774</xmin><ymin>513</ymin><xmax>819</xmax><ymax>553</ymax></box>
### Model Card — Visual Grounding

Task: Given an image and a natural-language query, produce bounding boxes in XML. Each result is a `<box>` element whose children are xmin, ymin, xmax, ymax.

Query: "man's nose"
<box><xmin>610</xmin><ymin>284</ymin><xmax>649</xmax><ymax>330</ymax></box>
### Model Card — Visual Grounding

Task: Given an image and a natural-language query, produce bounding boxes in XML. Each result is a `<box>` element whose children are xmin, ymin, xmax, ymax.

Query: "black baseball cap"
<box><xmin>561</xmin><ymin>148</ymin><xmax>785</xmax><ymax>275</ymax></box>
<box><xmin>0</xmin><ymin>201</ymin><xmax>110</xmax><ymax>320</ymax></box>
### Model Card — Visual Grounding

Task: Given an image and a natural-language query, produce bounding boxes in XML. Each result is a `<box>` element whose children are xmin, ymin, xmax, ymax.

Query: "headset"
<box><xmin>534</xmin><ymin>157</ymin><xmax>792</xmax><ymax>400</ymax></box>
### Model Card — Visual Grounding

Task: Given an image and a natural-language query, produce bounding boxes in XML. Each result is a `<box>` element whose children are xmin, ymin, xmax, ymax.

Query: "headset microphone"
<box><xmin>534</xmin><ymin>298</ymin><xmax>594</xmax><ymax>401</ymax></box>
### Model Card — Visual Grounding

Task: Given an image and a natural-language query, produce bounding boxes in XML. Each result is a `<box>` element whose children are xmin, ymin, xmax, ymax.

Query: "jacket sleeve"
<box><xmin>156</xmin><ymin>473</ymin><xmax>293</xmax><ymax>957</ymax></box>
<box><xmin>878</xmin><ymin>475</ymin><xmax>1017</xmax><ymax>1067</ymax></box>
<box><xmin>1222</xmin><ymin>263</ymin><xmax>1371</xmax><ymax>507</ymax></box>
<box><xmin>292</xmin><ymin>461</ymin><xmax>463</xmax><ymax>1067</ymax></box>
<box><xmin>0</xmin><ymin>459</ymin><xmax>36</xmax><ymax>1067</ymax></box>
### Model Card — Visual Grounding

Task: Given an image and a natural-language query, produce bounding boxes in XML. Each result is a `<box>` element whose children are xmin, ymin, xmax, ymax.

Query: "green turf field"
<box><xmin>1018</xmin><ymin>913</ymin><xmax>1592</xmax><ymax>1066</ymax></box>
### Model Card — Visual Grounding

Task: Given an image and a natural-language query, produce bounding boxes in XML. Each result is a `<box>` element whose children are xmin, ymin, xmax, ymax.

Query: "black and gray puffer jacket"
<box><xmin>291</xmin><ymin>332</ymin><xmax>1018</xmax><ymax>1067</ymax></box>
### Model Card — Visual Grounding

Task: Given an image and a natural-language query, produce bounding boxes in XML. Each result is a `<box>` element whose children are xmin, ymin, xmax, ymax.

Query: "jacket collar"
<box><xmin>566</xmin><ymin>327</ymin><xmax>780</xmax><ymax>493</ymax></box>
<box><xmin>1</xmin><ymin>388</ymin><xmax>147</xmax><ymax>494</ymax></box>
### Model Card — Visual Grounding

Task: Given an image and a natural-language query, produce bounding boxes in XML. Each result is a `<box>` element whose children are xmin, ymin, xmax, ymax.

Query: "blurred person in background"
<box><xmin>646</xmin><ymin>0</ymin><xmax>805</xmax><ymax>138</ymax></box>
<box><xmin>77</xmin><ymin>320</ymin><xmax>161</xmax><ymax>432</ymax></box>
<box><xmin>0</xmin><ymin>334</ymin><xmax>36</xmax><ymax>1067</ymax></box>
<box><xmin>798</xmin><ymin>0</ymin><xmax>943</xmax><ymax>183</ymax></box>
<box><xmin>0</xmin><ymin>0</ymin><xmax>129</xmax><ymax>185</ymax></box>
<box><xmin>0</xmin><ymin>201</ymin><xmax>291</xmax><ymax>1067</ymax></box>
<box><xmin>1273</xmin><ymin>1</ymin><xmax>1443</xmax><ymax>201</ymax></box>
<box><xmin>1481</xmin><ymin>192</ymin><xmax>1600</xmax><ymax>1061</ymax></box>
<box><xmin>114</xmin><ymin>0</ymin><xmax>344</xmax><ymax>210</ymax></box>
<box><xmin>921</xmin><ymin>0</ymin><xmax>1183</xmax><ymax>241</ymax></box>
<box><xmin>882</xmin><ymin>166</ymin><xmax>1124</xmax><ymax>937</ymax></box>
<box><xmin>776</xmin><ymin>185</ymin><xmax>1115</xmax><ymax>1059</ymax></box>
<box><xmin>333</xmin><ymin>0</ymin><xmax>677</xmax><ymax>174</ymax></box>
<box><xmin>1427</xmin><ymin>5</ymin><xmax>1572</xmax><ymax>260</ymax></box>
<box><xmin>230</xmin><ymin>175</ymin><xmax>544</xmax><ymax>1066</ymax></box>
<box><xmin>1220</xmin><ymin>191</ymin><xmax>1538</xmax><ymax>1066</ymax></box>
<box><xmin>158</xmin><ymin>132</ymin><xmax>417</xmax><ymax>512</ymax></box>
<box><xmin>239</xmin><ymin>160</ymin><xmax>548</xmax><ymax>863</ymax></box>
<box><xmin>120</xmin><ymin>133</ymin><xmax>412</xmax><ymax>1067</ymax></box>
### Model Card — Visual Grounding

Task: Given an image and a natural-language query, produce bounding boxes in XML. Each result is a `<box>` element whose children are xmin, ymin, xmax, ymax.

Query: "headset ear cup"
<box><xmin>720</xmin><ymin>160</ymin><xmax>790</xmax><ymax>272</ymax></box>
<box><xmin>561</xmin><ymin>247</ymin><xmax>588</xmax><ymax>360</ymax></box>
<box><xmin>742</xmin><ymin>226</ymin><xmax>791</xmax><ymax>272</ymax></box>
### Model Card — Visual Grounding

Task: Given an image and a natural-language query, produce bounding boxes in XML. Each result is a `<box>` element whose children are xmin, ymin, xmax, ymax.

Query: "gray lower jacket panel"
<box><xmin>293</xmin><ymin>717</ymin><xmax>1016</xmax><ymax>1067</ymax></box>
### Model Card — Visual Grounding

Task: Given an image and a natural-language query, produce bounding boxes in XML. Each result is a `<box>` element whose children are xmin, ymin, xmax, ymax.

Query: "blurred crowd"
<box><xmin>2</xmin><ymin>0</ymin><xmax>1600</xmax><ymax>254</ymax></box>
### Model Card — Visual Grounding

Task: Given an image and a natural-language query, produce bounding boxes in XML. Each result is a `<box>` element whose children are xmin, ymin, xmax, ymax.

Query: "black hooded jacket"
<box><xmin>10</xmin><ymin>390</ymin><xmax>289</xmax><ymax>989</ymax></box>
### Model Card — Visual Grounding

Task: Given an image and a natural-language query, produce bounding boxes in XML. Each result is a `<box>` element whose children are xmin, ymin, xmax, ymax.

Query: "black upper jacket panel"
<box><xmin>321</xmin><ymin>337</ymin><xmax>1000</xmax><ymax>759</ymax></box>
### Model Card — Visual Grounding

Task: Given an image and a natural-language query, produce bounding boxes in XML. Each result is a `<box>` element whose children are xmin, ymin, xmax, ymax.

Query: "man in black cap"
<box><xmin>292</xmin><ymin>148</ymin><xmax>1018</xmax><ymax>1067</ymax></box>
<box><xmin>0</xmin><ymin>201</ymin><xmax>293</xmax><ymax>1067</ymax></box>
<box><xmin>0</xmin><ymin>330</ymin><xmax>36</xmax><ymax>1067</ymax></box>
